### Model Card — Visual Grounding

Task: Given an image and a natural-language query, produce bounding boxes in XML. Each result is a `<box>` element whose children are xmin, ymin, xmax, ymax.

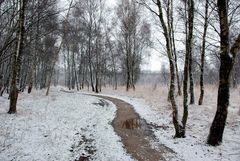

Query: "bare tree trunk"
<box><xmin>71</xmin><ymin>52</ymin><xmax>75</xmax><ymax>90</ymax></box>
<box><xmin>126</xmin><ymin>34</ymin><xmax>131</xmax><ymax>91</ymax></box>
<box><xmin>67</xmin><ymin>48</ymin><xmax>71</xmax><ymax>89</ymax></box>
<box><xmin>156</xmin><ymin>0</ymin><xmax>184</xmax><ymax>138</ymax></box>
<box><xmin>198</xmin><ymin>0</ymin><xmax>209</xmax><ymax>105</ymax></box>
<box><xmin>189</xmin><ymin>56</ymin><xmax>195</xmax><ymax>104</ymax></box>
<box><xmin>188</xmin><ymin>0</ymin><xmax>195</xmax><ymax>105</ymax></box>
<box><xmin>88</xmin><ymin>39</ymin><xmax>94</xmax><ymax>92</ymax></box>
<box><xmin>207</xmin><ymin>0</ymin><xmax>240</xmax><ymax>145</ymax></box>
<box><xmin>8</xmin><ymin>0</ymin><xmax>26</xmax><ymax>114</ymax></box>
<box><xmin>81</xmin><ymin>58</ymin><xmax>86</xmax><ymax>89</ymax></box>
<box><xmin>181</xmin><ymin>0</ymin><xmax>194</xmax><ymax>136</ymax></box>
<box><xmin>73</xmin><ymin>51</ymin><xmax>79</xmax><ymax>91</ymax></box>
<box><xmin>95</xmin><ymin>51</ymin><xmax>99</xmax><ymax>93</ymax></box>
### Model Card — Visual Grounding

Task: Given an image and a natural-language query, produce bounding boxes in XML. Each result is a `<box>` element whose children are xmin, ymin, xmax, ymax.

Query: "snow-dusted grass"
<box><xmin>0</xmin><ymin>85</ymin><xmax>239</xmax><ymax>161</ymax></box>
<box><xmin>93</xmin><ymin>85</ymin><xmax>240</xmax><ymax>161</ymax></box>
<box><xmin>0</xmin><ymin>87</ymin><xmax>134</xmax><ymax>161</ymax></box>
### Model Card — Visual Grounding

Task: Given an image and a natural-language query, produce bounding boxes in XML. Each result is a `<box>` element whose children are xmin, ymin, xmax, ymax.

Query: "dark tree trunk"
<box><xmin>71</xmin><ymin>52</ymin><xmax>75</xmax><ymax>90</ymax></box>
<box><xmin>189</xmin><ymin>62</ymin><xmax>195</xmax><ymax>104</ymax></box>
<box><xmin>88</xmin><ymin>49</ymin><xmax>94</xmax><ymax>92</ymax></box>
<box><xmin>95</xmin><ymin>76</ymin><xmax>99</xmax><ymax>93</ymax></box>
<box><xmin>188</xmin><ymin>0</ymin><xmax>195</xmax><ymax>105</ymax></box>
<box><xmin>126</xmin><ymin>63</ymin><xmax>130</xmax><ymax>91</ymax></box>
<box><xmin>67</xmin><ymin>48</ymin><xmax>71</xmax><ymax>89</ymax></box>
<box><xmin>182</xmin><ymin>0</ymin><xmax>189</xmax><ymax>137</ymax></box>
<box><xmin>198</xmin><ymin>0</ymin><xmax>209</xmax><ymax>105</ymax></box>
<box><xmin>8</xmin><ymin>0</ymin><xmax>26</xmax><ymax>114</ymax></box>
<box><xmin>126</xmin><ymin>35</ymin><xmax>131</xmax><ymax>91</ymax></box>
<box><xmin>182</xmin><ymin>0</ymin><xmax>194</xmax><ymax>136</ymax></box>
<box><xmin>95</xmin><ymin>62</ymin><xmax>99</xmax><ymax>93</ymax></box>
<box><xmin>207</xmin><ymin>0</ymin><xmax>240</xmax><ymax>146</ymax></box>
<box><xmin>28</xmin><ymin>73</ymin><xmax>32</xmax><ymax>94</ymax></box>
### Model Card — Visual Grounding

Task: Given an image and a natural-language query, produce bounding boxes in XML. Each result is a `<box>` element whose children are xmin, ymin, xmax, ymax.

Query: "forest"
<box><xmin>0</xmin><ymin>0</ymin><xmax>240</xmax><ymax>161</ymax></box>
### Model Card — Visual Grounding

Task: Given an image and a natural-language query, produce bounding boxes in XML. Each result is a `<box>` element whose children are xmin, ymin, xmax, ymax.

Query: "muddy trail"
<box><xmin>90</xmin><ymin>95</ymin><xmax>175</xmax><ymax>161</ymax></box>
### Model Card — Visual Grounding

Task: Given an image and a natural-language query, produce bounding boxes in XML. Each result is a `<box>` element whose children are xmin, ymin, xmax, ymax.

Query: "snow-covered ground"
<box><xmin>0</xmin><ymin>85</ymin><xmax>239</xmax><ymax>161</ymax></box>
<box><xmin>0</xmin><ymin>87</ymin><xmax>134</xmax><ymax>161</ymax></box>
<box><xmin>96</xmin><ymin>85</ymin><xmax>240</xmax><ymax>161</ymax></box>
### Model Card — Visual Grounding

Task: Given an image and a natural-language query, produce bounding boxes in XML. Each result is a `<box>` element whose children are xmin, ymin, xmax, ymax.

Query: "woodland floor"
<box><xmin>0</xmin><ymin>85</ymin><xmax>239</xmax><ymax>161</ymax></box>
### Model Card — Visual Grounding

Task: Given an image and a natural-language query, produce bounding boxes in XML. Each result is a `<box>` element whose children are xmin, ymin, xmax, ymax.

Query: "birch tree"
<box><xmin>207</xmin><ymin>0</ymin><xmax>240</xmax><ymax>146</ymax></box>
<box><xmin>8</xmin><ymin>0</ymin><xmax>26</xmax><ymax>113</ymax></box>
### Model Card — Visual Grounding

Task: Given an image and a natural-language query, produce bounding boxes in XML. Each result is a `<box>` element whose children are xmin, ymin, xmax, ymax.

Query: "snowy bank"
<box><xmin>0</xmin><ymin>87</ymin><xmax>134</xmax><ymax>161</ymax></box>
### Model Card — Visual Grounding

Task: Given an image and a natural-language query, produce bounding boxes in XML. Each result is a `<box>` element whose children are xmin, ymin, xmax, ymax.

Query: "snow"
<box><xmin>0</xmin><ymin>85</ymin><xmax>239</xmax><ymax>161</ymax></box>
<box><xmin>0</xmin><ymin>87</ymin><xmax>134</xmax><ymax>161</ymax></box>
<box><xmin>88</xmin><ymin>85</ymin><xmax>240</xmax><ymax>161</ymax></box>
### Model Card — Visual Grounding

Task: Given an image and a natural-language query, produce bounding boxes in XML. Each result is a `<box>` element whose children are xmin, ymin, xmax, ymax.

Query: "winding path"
<box><xmin>90</xmin><ymin>95</ymin><xmax>175</xmax><ymax>161</ymax></box>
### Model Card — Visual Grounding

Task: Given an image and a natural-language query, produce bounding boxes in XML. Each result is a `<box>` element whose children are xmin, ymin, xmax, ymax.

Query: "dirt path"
<box><xmin>90</xmin><ymin>95</ymin><xmax>175</xmax><ymax>161</ymax></box>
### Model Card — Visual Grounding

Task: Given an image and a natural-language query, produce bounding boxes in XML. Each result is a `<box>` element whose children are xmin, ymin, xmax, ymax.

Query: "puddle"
<box><xmin>121</xmin><ymin>118</ymin><xmax>141</xmax><ymax>129</ymax></box>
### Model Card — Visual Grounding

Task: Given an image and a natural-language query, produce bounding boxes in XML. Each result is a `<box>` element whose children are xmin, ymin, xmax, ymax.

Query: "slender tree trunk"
<box><xmin>182</xmin><ymin>0</ymin><xmax>189</xmax><ymax>136</ymax></box>
<box><xmin>95</xmin><ymin>51</ymin><xmax>99</xmax><ymax>93</ymax></box>
<box><xmin>8</xmin><ymin>0</ymin><xmax>26</xmax><ymax>114</ymax></box>
<box><xmin>95</xmin><ymin>73</ymin><xmax>99</xmax><ymax>93</ymax></box>
<box><xmin>170</xmin><ymin>0</ymin><xmax>181</xmax><ymax>96</ymax></box>
<box><xmin>198</xmin><ymin>0</ymin><xmax>209</xmax><ymax>105</ymax></box>
<box><xmin>189</xmin><ymin>58</ymin><xmax>195</xmax><ymax>104</ymax></box>
<box><xmin>112</xmin><ymin>50</ymin><xmax>117</xmax><ymax>90</ymax></box>
<box><xmin>88</xmin><ymin>40</ymin><xmax>94</xmax><ymax>92</ymax></box>
<box><xmin>73</xmin><ymin>52</ymin><xmax>79</xmax><ymax>91</ymax></box>
<box><xmin>64</xmin><ymin>51</ymin><xmax>67</xmax><ymax>87</ymax></box>
<box><xmin>188</xmin><ymin>0</ymin><xmax>195</xmax><ymax>105</ymax></box>
<box><xmin>67</xmin><ymin>48</ymin><xmax>71</xmax><ymax>89</ymax></box>
<box><xmin>71</xmin><ymin>52</ymin><xmax>75</xmax><ymax>89</ymax></box>
<box><xmin>156</xmin><ymin>0</ymin><xmax>183</xmax><ymax>138</ymax></box>
<box><xmin>81</xmin><ymin>59</ymin><xmax>86</xmax><ymax>89</ymax></box>
<box><xmin>207</xmin><ymin>0</ymin><xmax>240</xmax><ymax>145</ymax></box>
<box><xmin>28</xmin><ymin>69</ymin><xmax>33</xmax><ymax>94</ymax></box>
<box><xmin>126</xmin><ymin>34</ymin><xmax>130</xmax><ymax>91</ymax></box>
<box><xmin>182</xmin><ymin>0</ymin><xmax>194</xmax><ymax>136</ymax></box>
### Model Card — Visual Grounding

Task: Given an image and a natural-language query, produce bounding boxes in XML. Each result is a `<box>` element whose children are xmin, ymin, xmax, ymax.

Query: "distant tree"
<box><xmin>116</xmin><ymin>0</ymin><xmax>151</xmax><ymax>91</ymax></box>
<box><xmin>198</xmin><ymin>0</ymin><xmax>209</xmax><ymax>105</ymax></box>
